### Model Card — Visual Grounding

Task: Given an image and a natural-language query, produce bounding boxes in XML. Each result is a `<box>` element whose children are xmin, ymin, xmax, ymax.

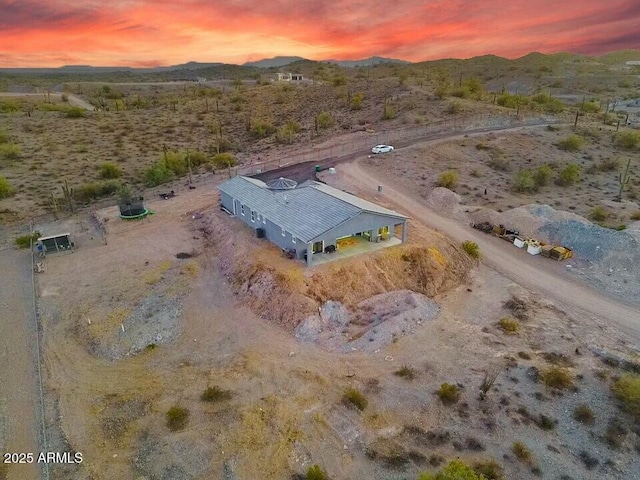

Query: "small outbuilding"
<box><xmin>218</xmin><ymin>176</ymin><xmax>408</xmax><ymax>266</ymax></box>
<box><xmin>37</xmin><ymin>233</ymin><xmax>74</xmax><ymax>256</ymax></box>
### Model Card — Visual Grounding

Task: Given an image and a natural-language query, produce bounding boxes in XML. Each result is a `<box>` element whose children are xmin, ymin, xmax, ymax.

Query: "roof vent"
<box><xmin>266</xmin><ymin>177</ymin><xmax>297</xmax><ymax>190</ymax></box>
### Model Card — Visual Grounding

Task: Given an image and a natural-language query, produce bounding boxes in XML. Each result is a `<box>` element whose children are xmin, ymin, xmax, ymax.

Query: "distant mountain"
<box><xmin>323</xmin><ymin>56</ymin><xmax>410</xmax><ymax>67</ymax></box>
<box><xmin>243</xmin><ymin>56</ymin><xmax>307</xmax><ymax>68</ymax></box>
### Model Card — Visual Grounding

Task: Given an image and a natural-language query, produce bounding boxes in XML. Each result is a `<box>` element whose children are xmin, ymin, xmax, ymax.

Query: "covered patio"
<box><xmin>309</xmin><ymin>235</ymin><xmax>402</xmax><ymax>266</ymax></box>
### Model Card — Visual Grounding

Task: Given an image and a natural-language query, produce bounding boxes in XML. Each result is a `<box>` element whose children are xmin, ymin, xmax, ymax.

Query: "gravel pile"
<box><xmin>425</xmin><ymin>187</ymin><xmax>466</xmax><ymax>219</ymax></box>
<box><xmin>538</xmin><ymin>219</ymin><xmax>639</xmax><ymax>263</ymax></box>
<box><xmin>475</xmin><ymin>204</ymin><xmax>640</xmax><ymax>304</ymax></box>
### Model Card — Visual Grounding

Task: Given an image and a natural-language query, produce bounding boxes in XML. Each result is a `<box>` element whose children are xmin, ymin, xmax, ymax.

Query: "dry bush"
<box><xmin>541</xmin><ymin>366</ymin><xmax>574</xmax><ymax>390</ymax></box>
<box><xmin>437</xmin><ymin>170</ymin><xmax>458</xmax><ymax>189</ymax></box>
<box><xmin>306</xmin><ymin>465</ymin><xmax>327</xmax><ymax>480</ymax></box>
<box><xmin>201</xmin><ymin>386</ymin><xmax>232</xmax><ymax>402</ymax></box>
<box><xmin>0</xmin><ymin>176</ymin><xmax>15</xmax><ymax>198</ymax></box>
<box><xmin>437</xmin><ymin>383</ymin><xmax>460</xmax><ymax>405</ymax></box>
<box><xmin>612</xmin><ymin>374</ymin><xmax>640</xmax><ymax>419</ymax></box>
<box><xmin>166</xmin><ymin>405</ymin><xmax>189</xmax><ymax>431</ymax></box>
<box><xmin>557</xmin><ymin>134</ymin><xmax>584</xmax><ymax>151</ymax></box>
<box><xmin>473</xmin><ymin>459</ymin><xmax>505</xmax><ymax>479</ymax></box>
<box><xmin>590</xmin><ymin>206</ymin><xmax>610</xmax><ymax>222</ymax></box>
<box><xmin>394</xmin><ymin>365</ymin><xmax>417</xmax><ymax>380</ymax></box>
<box><xmin>342</xmin><ymin>388</ymin><xmax>368</xmax><ymax>411</ymax></box>
<box><xmin>573</xmin><ymin>404</ymin><xmax>595</xmax><ymax>424</ymax></box>
<box><xmin>629</xmin><ymin>210</ymin><xmax>640</xmax><ymax>221</ymax></box>
<box><xmin>504</xmin><ymin>295</ymin><xmax>529</xmax><ymax>320</ymax></box>
<box><xmin>498</xmin><ymin>317</ymin><xmax>519</xmax><ymax>334</ymax></box>
<box><xmin>462</xmin><ymin>241</ymin><xmax>480</xmax><ymax>259</ymax></box>
<box><xmin>512</xmin><ymin>441</ymin><xmax>533</xmax><ymax>464</ymax></box>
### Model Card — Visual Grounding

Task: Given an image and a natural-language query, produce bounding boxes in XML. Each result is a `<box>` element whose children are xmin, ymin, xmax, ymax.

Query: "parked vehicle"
<box><xmin>371</xmin><ymin>144</ymin><xmax>394</xmax><ymax>154</ymax></box>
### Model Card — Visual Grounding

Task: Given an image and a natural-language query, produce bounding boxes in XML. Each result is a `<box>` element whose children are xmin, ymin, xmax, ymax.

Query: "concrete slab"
<box><xmin>310</xmin><ymin>236</ymin><xmax>401</xmax><ymax>266</ymax></box>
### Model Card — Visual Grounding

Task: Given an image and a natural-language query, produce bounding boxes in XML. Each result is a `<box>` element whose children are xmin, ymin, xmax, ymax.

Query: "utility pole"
<box><xmin>187</xmin><ymin>150</ymin><xmax>193</xmax><ymax>186</ymax></box>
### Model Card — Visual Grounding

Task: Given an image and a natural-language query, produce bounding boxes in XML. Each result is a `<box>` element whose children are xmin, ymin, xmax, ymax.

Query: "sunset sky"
<box><xmin>1</xmin><ymin>0</ymin><xmax>639</xmax><ymax>67</ymax></box>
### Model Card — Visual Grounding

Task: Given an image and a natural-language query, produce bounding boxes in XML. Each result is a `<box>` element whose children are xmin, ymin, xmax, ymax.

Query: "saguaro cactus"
<box><xmin>616</xmin><ymin>158</ymin><xmax>631</xmax><ymax>202</ymax></box>
<box><xmin>61</xmin><ymin>180</ymin><xmax>75</xmax><ymax>212</ymax></box>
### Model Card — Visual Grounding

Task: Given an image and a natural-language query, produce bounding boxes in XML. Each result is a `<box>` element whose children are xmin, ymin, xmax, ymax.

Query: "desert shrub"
<box><xmin>437</xmin><ymin>170</ymin><xmax>458</xmax><ymax>189</ymax></box>
<box><xmin>15</xmin><ymin>232</ymin><xmax>40</xmax><ymax>248</ymax></box>
<box><xmin>580</xmin><ymin>101</ymin><xmax>600</xmax><ymax>113</ymax></box>
<box><xmin>533</xmin><ymin>165</ymin><xmax>552</xmax><ymax>186</ymax></box>
<box><xmin>590</xmin><ymin>206</ymin><xmax>609</xmax><ymax>222</ymax></box>
<box><xmin>602</xmin><ymin>419</ymin><xmax>628</xmax><ymax>449</ymax></box>
<box><xmin>446</xmin><ymin>101</ymin><xmax>463</xmax><ymax>114</ymax></box>
<box><xmin>513</xmin><ymin>169</ymin><xmax>537</xmax><ymax>193</ymax></box>
<box><xmin>351</xmin><ymin>92</ymin><xmax>364</xmax><ymax>110</ymax></box>
<box><xmin>573</xmin><ymin>404</ymin><xmax>595</xmax><ymax>424</ymax></box>
<box><xmin>0</xmin><ymin>99</ymin><xmax>20</xmax><ymax>112</ymax></box>
<box><xmin>166</xmin><ymin>405</ymin><xmax>189</xmax><ymax>431</ymax></box>
<box><xmin>487</xmin><ymin>153</ymin><xmax>510</xmax><ymax>171</ymax></box>
<box><xmin>558</xmin><ymin>163</ymin><xmax>581</xmax><ymax>186</ymax></box>
<box><xmin>612</xmin><ymin>374</ymin><xmax>640</xmax><ymax>419</ymax></box>
<box><xmin>496</xmin><ymin>93</ymin><xmax>528</xmax><ymax>109</ymax></box>
<box><xmin>0</xmin><ymin>176</ymin><xmax>15</xmax><ymax>198</ymax></box>
<box><xmin>437</xmin><ymin>383</ymin><xmax>460</xmax><ymax>405</ymax></box>
<box><xmin>614</xmin><ymin>130</ymin><xmax>640</xmax><ymax>150</ymax></box>
<box><xmin>541</xmin><ymin>366</ymin><xmax>574</xmax><ymax>390</ymax></box>
<box><xmin>512</xmin><ymin>441</ymin><xmax>532</xmax><ymax>463</ymax></box>
<box><xmin>557</xmin><ymin>134</ymin><xmax>584</xmax><ymax>151</ymax></box>
<box><xmin>316</xmin><ymin>111</ymin><xmax>334</xmax><ymax>129</ymax></box>
<box><xmin>588</xmin><ymin>158</ymin><xmax>620</xmax><ymax>173</ymax></box>
<box><xmin>201</xmin><ymin>386</ymin><xmax>232</xmax><ymax>402</ymax></box>
<box><xmin>250</xmin><ymin>119</ymin><xmax>276</xmax><ymax>138</ymax></box>
<box><xmin>425</xmin><ymin>460</ymin><xmax>483</xmax><ymax>480</ymax></box>
<box><xmin>275</xmin><ymin>120</ymin><xmax>301</xmax><ymax>144</ymax></box>
<box><xmin>0</xmin><ymin>143</ymin><xmax>20</xmax><ymax>160</ymax></box>
<box><xmin>579</xmin><ymin>451</ymin><xmax>599</xmax><ymax>470</ymax></box>
<box><xmin>144</xmin><ymin>162</ymin><xmax>174</xmax><ymax>187</ymax></box>
<box><xmin>161</xmin><ymin>150</ymin><xmax>187</xmax><ymax>175</ymax></box>
<box><xmin>451</xmin><ymin>87</ymin><xmax>471</xmax><ymax>98</ymax></box>
<box><xmin>395</xmin><ymin>365</ymin><xmax>417</xmax><ymax>380</ymax></box>
<box><xmin>75</xmin><ymin>180</ymin><xmax>121</xmax><ymax>203</ymax></box>
<box><xmin>631</xmin><ymin>210</ymin><xmax>640</xmax><ymax>221</ymax></box>
<box><xmin>306</xmin><ymin>464</ymin><xmax>327</xmax><ymax>480</ymax></box>
<box><xmin>535</xmin><ymin>414</ymin><xmax>556</xmax><ymax>430</ymax></box>
<box><xmin>65</xmin><ymin>107</ymin><xmax>86</xmax><ymax>118</ymax></box>
<box><xmin>615</xmin><ymin>224</ymin><xmax>627</xmax><ymax>231</ymax></box>
<box><xmin>382</xmin><ymin>104</ymin><xmax>396</xmax><ymax>120</ymax></box>
<box><xmin>498</xmin><ymin>317</ymin><xmax>520</xmax><ymax>334</ymax></box>
<box><xmin>342</xmin><ymin>388</ymin><xmax>367</xmax><ymax>411</ymax></box>
<box><xmin>462</xmin><ymin>241</ymin><xmax>480</xmax><ymax>259</ymax></box>
<box><xmin>211</xmin><ymin>152</ymin><xmax>237</xmax><ymax>169</ymax></box>
<box><xmin>98</xmin><ymin>162</ymin><xmax>123</xmax><ymax>179</ymax></box>
<box><xmin>188</xmin><ymin>150</ymin><xmax>208</xmax><ymax>167</ymax></box>
<box><xmin>473</xmin><ymin>459</ymin><xmax>504</xmax><ymax>479</ymax></box>
<box><xmin>0</xmin><ymin>129</ymin><xmax>8</xmax><ymax>144</ymax></box>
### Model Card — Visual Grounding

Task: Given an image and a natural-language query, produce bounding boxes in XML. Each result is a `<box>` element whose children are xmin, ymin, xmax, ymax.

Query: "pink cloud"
<box><xmin>0</xmin><ymin>0</ymin><xmax>638</xmax><ymax>67</ymax></box>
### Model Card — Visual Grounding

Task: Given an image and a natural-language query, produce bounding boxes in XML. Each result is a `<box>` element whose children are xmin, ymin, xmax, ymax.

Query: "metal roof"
<box><xmin>218</xmin><ymin>176</ymin><xmax>407</xmax><ymax>243</ymax></box>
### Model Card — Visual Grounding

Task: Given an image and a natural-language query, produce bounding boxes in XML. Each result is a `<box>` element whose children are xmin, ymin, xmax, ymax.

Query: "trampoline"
<box><xmin>119</xmin><ymin>197</ymin><xmax>151</xmax><ymax>220</ymax></box>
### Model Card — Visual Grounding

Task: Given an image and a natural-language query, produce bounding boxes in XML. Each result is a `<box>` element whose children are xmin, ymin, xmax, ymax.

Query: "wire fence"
<box><xmin>17</xmin><ymin>112</ymin><xmax>557</xmax><ymax>231</ymax></box>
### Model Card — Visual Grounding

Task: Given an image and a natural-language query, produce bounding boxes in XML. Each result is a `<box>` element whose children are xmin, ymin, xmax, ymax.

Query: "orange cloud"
<box><xmin>0</xmin><ymin>0</ymin><xmax>639</xmax><ymax>67</ymax></box>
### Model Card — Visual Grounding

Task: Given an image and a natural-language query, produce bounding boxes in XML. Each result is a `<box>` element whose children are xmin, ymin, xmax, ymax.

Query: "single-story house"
<box><xmin>218</xmin><ymin>176</ymin><xmax>408</xmax><ymax>266</ymax></box>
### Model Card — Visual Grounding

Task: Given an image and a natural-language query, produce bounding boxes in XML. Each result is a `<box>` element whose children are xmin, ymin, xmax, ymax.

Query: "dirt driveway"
<box><xmin>0</xmin><ymin>92</ymin><xmax>94</xmax><ymax>110</ymax></box>
<box><xmin>0</xmin><ymin>249</ymin><xmax>40</xmax><ymax>480</ymax></box>
<box><xmin>341</xmin><ymin>162</ymin><xmax>640</xmax><ymax>342</ymax></box>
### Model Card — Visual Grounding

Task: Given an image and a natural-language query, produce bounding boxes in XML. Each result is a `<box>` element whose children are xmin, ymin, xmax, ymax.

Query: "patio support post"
<box><xmin>401</xmin><ymin>221</ymin><xmax>408</xmax><ymax>243</ymax></box>
<box><xmin>306</xmin><ymin>243</ymin><xmax>313</xmax><ymax>267</ymax></box>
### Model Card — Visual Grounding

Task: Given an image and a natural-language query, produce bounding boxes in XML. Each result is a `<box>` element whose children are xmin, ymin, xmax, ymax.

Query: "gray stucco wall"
<box><xmin>220</xmin><ymin>191</ymin><xmax>298</xmax><ymax>252</ymax></box>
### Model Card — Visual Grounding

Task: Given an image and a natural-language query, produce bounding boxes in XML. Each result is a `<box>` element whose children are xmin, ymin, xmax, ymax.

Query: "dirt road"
<box><xmin>342</xmin><ymin>162</ymin><xmax>640</xmax><ymax>342</ymax></box>
<box><xmin>0</xmin><ymin>92</ymin><xmax>94</xmax><ymax>110</ymax></box>
<box><xmin>0</xmin><ymin>249</ymin><xmax>40</xmax><ymax>480</ymax></box>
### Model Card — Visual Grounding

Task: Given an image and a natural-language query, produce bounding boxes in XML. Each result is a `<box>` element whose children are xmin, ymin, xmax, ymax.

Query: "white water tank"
<box><xmin>328</xmin><ymin>167</ymin><xmax>336</xmax><ymax>174</ymax></box>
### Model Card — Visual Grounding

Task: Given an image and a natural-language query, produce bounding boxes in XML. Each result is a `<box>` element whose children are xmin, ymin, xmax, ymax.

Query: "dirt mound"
<box><xmin>296</xmin><ymin>290</ymin><xmax>440</xmax><ymax>352</ymax></box>
<box><xmin>209</xmin><ymin>211</ymin><xmax>473</xmax><ymax>332</ymax></box>
<box><xmin>425</xmin><ymin>187</ymin><xmax>464</xmax><ymax>217</ymax></box>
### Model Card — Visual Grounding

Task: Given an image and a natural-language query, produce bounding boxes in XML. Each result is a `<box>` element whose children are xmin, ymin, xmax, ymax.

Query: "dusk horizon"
<box><xmin>2</xmin><ymin>0</ymin><xmax>640</xmax><ymax>68</ymax></box>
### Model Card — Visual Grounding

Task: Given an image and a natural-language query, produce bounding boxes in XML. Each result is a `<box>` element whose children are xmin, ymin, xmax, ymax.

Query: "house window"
<box><xmin>292</xmin><ymin>237</ymin><xmax>296</xmax><ymax>244</ymax></box>
<box><xmin>282</xmin><ymin>228</ymin><xmax>286</xmax><ymax>237</ymax></box>
<box><xmin>262</xmin><ymin>216</ymin><xmax>266</xmax><ymax>224</ymax></box>
<box><xmin>240</xmin><ymin>204</ymin><xmax>245</xmax><ymax>215</ymax></box>
<box><xmin>251</xmin><ymin>211</ymin><xmax>256</xmax><ymax>222</ymax></box>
